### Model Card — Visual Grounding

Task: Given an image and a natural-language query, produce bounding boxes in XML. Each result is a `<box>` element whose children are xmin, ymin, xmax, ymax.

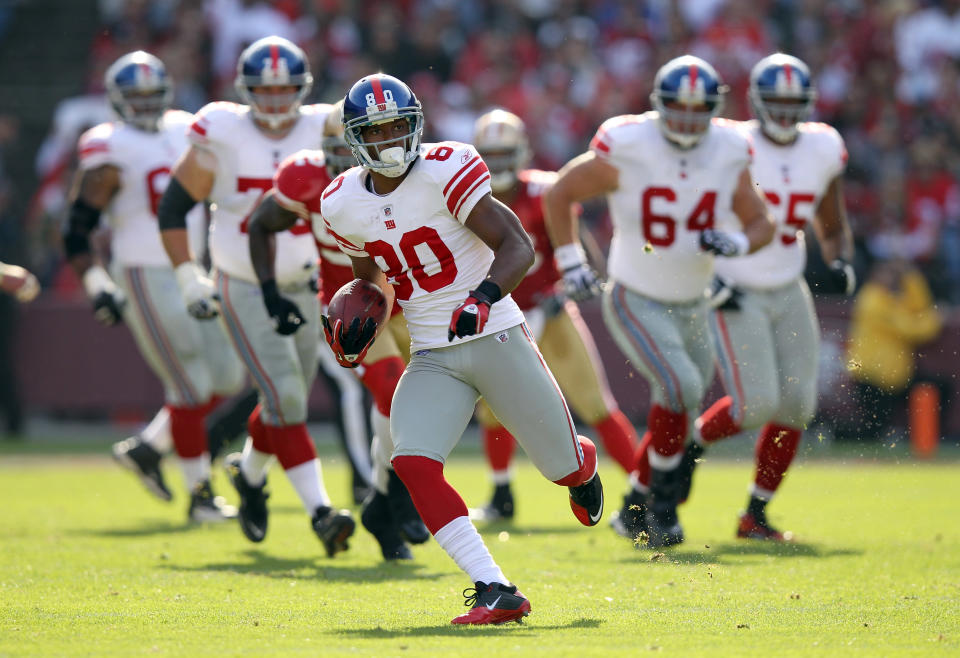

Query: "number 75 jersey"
<box><xmin>590</xmin><ymin>111</ymin><xmax>752</xmax><ymax>302</ymax></box>
<box><xmin>320</xmin><ymin>141</ymin><xmax>525</xmax><ymax>350</ymax></box>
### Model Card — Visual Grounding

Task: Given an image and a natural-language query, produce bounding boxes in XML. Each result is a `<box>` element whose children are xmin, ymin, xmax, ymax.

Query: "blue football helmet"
<box><xmin>342</xmin><ymin>74</ymin><xmax>423</xmax><ymax>178</ymax></box>
<box><xmin>650</xmin><ymin>55</ymin><xmax>728</xmax><ymax>149</ymax></box>
<box><xmin>104</xmin><ymin>51</ymin><xmax>172</xmax><ymax>132</ymax></box>
<box><xmin>235</xmin><ymin>36</ymin><xmax>313</xmax><ymax>130</ymax></box>
<box><xmin>749</xmin><ymin>53</ymin><xmax>816</xmax><ymax>144</ymax></box>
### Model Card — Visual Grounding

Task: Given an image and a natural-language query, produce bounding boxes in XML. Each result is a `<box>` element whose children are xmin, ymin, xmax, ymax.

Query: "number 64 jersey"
<box><xmin>319</xmin><ymin>142</ymin><xmax>525</xmax><ymax>350</ymax></box>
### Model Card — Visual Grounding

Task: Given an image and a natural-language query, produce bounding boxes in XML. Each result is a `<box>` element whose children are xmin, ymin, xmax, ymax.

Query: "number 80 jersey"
<box><xmin>320</xmin><ymin>141</ymin><xmax>525</xmax><ymax>350</ymax></box>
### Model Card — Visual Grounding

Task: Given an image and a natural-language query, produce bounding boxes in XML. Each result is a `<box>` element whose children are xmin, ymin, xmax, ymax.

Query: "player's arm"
<box><xmin>157</xmin><ymin>145</ymin><xmax>219</xmax><ymax>318</ymax></box>
<box><xmin>703</xmin><ymin>167</ymin><xmax>775</xmax><ymax>256</ymax></box>
<box><xmin>812</xmin><ymin>176</ymin><xmax>856</xmax><ymax>295</ymax></box>
<box><xmin>322</xmin><ymin>254</ymin><xmax>394</xmax><ymax>368</ymax></box>
<box><xmin>63</xmin><ymin>164</ymin><xmax>126</xmax><ymax>324</ymax></box>
<box><xmin>543</xmin><ymin>152</ymin><xmax>617</xmax><ymax>299</ymax></box>
<box><xmin>248</xmin><ymin>192</ymin><xmax>306</xmax><ymax>335</ymax></box>
<box><xmin>0</xmin><ymin>261</ymin><xmax>40</xmax><ymax>303</ymax></box>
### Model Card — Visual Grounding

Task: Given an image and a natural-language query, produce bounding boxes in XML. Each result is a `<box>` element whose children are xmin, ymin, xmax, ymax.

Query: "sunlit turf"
<box><xmin>1</xmin><ymin>435</ymin><xmax>958</xmax><ymax>657</ymax></box>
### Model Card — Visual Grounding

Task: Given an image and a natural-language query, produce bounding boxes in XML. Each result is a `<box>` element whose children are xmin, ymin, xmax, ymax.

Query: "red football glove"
<box><xmin>322</xmin><ymin>315</ymin><xmax>377</xmax><ymax>368</ymax></box>
<box><xmin>447</xmin><ymin>281</ymin><xmax>501</xmax><ymax>342</ymax></box>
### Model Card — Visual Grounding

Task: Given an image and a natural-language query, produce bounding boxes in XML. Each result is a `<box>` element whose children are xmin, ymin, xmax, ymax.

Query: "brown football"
<box><xmin>326</xmin><ymin>279</ymin><xmax>388</xmax><ymax>330</ymax></box>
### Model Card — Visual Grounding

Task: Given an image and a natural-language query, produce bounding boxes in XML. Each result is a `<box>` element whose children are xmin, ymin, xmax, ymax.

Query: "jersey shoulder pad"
<box><xmin>590</xmin><ymin>113</ymin><xmax>647</xmax><ymax>158</ymax></box>
<box><xmin>800</xmin><ymin>122</ymin><xmax>847</xmax><ymax>166</ymax></box>
<box><xmin>519</xmin><ymin>169</ymin><xmax>557</xmax><ymax>198</ymax></box>
<box><xmin>297</xmin><ymin>103</ymin><xmax>336</xmax><ymax>137</ymax></box>
<box><xmin>162</xmin><ymin>109</ymin><xmax>194</xmax><ymax>130</ymax></box>
<box><xmin>77</xmin><ymin>122</ymin><xmax>119</xmax><ymax>168</ymax></box>
<box><xmin>318</xmin><ymin>171</ymin><xmax>365</xmax><ymax>257</ymax></box>
<box><xmin>188</xmin><ymin>101</ymin><xmax>246</xmax><ymax>147</ymax></box>
<box><xmin>711</xmin><ymin>118</ymin><xmax>754</xmax><ymax>163</ymax></box>
<box><xmin>422</xmin><ymin>141</ymin><xmax>492</xmax><ymax>222</ymax></box>
<box><xmin>274</xmin><ymin>149</ymin><xmax>330</xmax><ymax>214</ymax></box>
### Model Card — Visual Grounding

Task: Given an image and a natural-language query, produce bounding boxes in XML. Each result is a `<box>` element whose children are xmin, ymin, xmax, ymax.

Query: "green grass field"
<box><xmin>1</xmin><ymin>436</ymin><xmax>958</xmax><ymax>657</ymax></box>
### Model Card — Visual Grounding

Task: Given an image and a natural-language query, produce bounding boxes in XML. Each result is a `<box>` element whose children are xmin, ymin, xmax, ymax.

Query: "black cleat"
<box><xmin>224</xmin><ymin>452</ymin><xmax>269</xmax><ymax>542</ymax></box>
<box><xmin>569</xmin><ymin>471</ymin><xmax>604</xmax><ymax>526</ymax></box>
<box><xmin>677</xmin><ymin>441</ymin><xmax>705</xmax><ymax>504</ymax></box>
<box><xmin>112</xmin><ymin>436</ymin><xmax>172</xmax><ymax>502</ymax></box>
<box><xmin>450</xmin><ymin>582</ymin><xmax>531</xmax><ymax>625</ymax></box>
<box><xmin>387</xmin><ymin>469</ymin><xmax>430</xmax><ymax>545</ymax></box>
<box><xmin>610</xmin><ymin>487</ymin><xmax>646</xmax><ymax>539</ymax></box>
<box><xmin>188</xmin><ymin>480</ymin><xmax>237</xmax><ymax>523</ymax></box>
<box><xmin>643</xmin><ymin>467</ymin><xmax>684</xmax><ymax>548</ymax></box>
<box><xmin>469</xmin><ymin>483</ymin><xmax>515</xmax><ymax>522</ymax></box>
<box><xmin>361</xmin><ymin>491</ymin><xmax>413</xmax><ymax>561</ymax></box>
<box><xmin>312</xmin><ymin>506</ymin><xmax>356</xmax><ymax>557</ymax></box>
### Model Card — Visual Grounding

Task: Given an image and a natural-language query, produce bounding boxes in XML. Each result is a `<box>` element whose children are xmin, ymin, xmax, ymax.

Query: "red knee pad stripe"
<box><xmin>553</xmin><ymin>436</ymin><xmax>597</xmax><ymax>487</ymax></box>
<box><xmin>391</xmin><ymin>455</ymin><xmax>468</xmax><ymax>535</ymax></box>
<box><xmin>648</xmin><ymin>404</ymin><xmax>686</xmax><ymax>458</ymax></box>
<box><xmin>697</xmin><ymin>396</ymin><xmax>740</xmax><ymax>443</ymax></box>
<box><xmin>169</xmin><ymin>404</ymin><xmax>209</xmax><ymax>459</ymax></box>
<box><xmin>633</xmin><ymin>431</ymin><xmax>653</xmax><ymax>487</ymax></box>
<box><xmin>593</xmin><ymin>410</ymin><xmax>638</xmax><ymax>474</ymax></box>
<box><xmin>483</xmin><ymin>425</ymin><xmax>516</xmax><ymax>472</ymax></box>
<box><xmin>267</xmin><ymin>423</ymin><xmax>317</xmax><ymax>470</ymax></box>
<box><xmin>360</xmin><ymin>356</ymin><xmax>404</xmax><ymax>416</ymax></box>
<box><xmin>248</xmin><ymin>405</ymin><xmax>273</xmax><ymax>454</ymax></box>
<box><xmin>754</xmin><ymin>423</ymin><xmax>801</xmax><ymax>493</ymax></box>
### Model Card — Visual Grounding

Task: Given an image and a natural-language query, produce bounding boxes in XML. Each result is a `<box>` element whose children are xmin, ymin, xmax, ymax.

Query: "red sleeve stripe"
<box><xmin>445</xmin><ymin>159</ymin><xmax>489</xmax><ymax>215</ymax></box>
<box><xmin>190</xmin><ymin>121</ymin><xmax>207</xmax><ymax>137</ymax></box>
<box><xmin>323</xmin><ymin>222</ymin><xmax>363</xmax><ymax>251</ymax></box>
<box><xmin>453</xmin><ymin>173</ymin><xmax>491</xmax><ymax>218</ymax></box>
<box><xmin>79</xmin><ymin>143</ymin><xmax>109</xmax><ymax>157</ymax></box>
<box><xmin>590</xmin><ymin>137</ymin><xmax>610</xmax><ymax>154</ymax></box>
<box><xmin>442</xmin><ymin>155</ymin><xmax>480</xmax><ymax>196</ymax></box>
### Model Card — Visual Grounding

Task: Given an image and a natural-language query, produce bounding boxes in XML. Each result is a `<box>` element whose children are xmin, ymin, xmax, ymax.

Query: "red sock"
<box><xmin>483</xmin><ymin>425</ymin><xmax>516</xmax><ymax>472</ymax></box>
<box><xmin>360</xmin><ymin>355</ymin><xmax>404</xmax><ymax>416</ymax></box>
<box><xmin>753</xmin><ymin>423</ymin><xmax>802</xmax><ymax>494</ymax></box>
<box><xmin>553</xmin><ymin>436</ymin><xmax>597</xmax><ymax>487</ymax></box>
<box><xmin>592</xmin><ymin>410</ymin><xmax>638</xmax><ymax>474</ymax></box>
<box><xmin>697</xmin><ymin>396</ymin><xmax>741</xmax><ymax>443</ymax></box>
<box><xmin>266</xmin><ymin>423</ymin><xmax>316</xmax><ymax>470</ymax></box>
<box><xmin>169</xmin><ymin>404</ymin><xmax>209</xmax><ymax>458</ymax></box>
<box><xmin>647</xmin><ymin>404</ymin><xmax>686</xmax><ymax>459</ymax></box>
<box><xmin>632</xmin><ymin>431</ymin><xmax>653</xmax><ymax>487</ymax></box>
<box><xmin>248</xmin><ymin>405</ymin><xmax>273</xmax><ymax>454</ymax></box>
<box><xmin>391</xmin><ymin>455</ymin><xmax>468</xmax><ymax>534</ymax></box>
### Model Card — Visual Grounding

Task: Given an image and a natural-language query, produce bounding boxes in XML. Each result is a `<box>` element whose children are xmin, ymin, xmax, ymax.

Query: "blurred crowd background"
<box><xmin>0</xmin><ymin>0</ymin><xmax>957</xmax><ymax>441</ymax></box>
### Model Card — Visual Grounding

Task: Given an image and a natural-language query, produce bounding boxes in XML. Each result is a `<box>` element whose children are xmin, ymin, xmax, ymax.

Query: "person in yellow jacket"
<box><xmin>844</xmin><ymin>259</ymin><xmax>942</xmax><ymax>440</ymax></box>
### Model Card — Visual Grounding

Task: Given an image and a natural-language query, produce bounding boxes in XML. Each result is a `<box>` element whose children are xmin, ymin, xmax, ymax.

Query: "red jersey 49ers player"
<box><xmin>321</xmin><ymin>74</ymin><xmax>603</xmax><ymax>625</ymax></box>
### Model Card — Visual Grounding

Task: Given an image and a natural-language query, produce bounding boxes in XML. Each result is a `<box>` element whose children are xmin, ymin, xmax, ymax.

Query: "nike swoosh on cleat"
<box><xmin>485</xmin><ymin>595</ymin><xmax>502</xmax><ymax>610</ymax></box>
<box><xmin>589</xmin><ymin>491</ymin><xmax>604</xmax><ymax>524</ymax></box>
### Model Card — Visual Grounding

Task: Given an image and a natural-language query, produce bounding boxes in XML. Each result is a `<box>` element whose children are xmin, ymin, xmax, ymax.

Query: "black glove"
<box><xmin>261</xmin><ymin>280</ymin><xmax>305</xmax><ymax>335</ymax></box>
<box><xmin>448</xmin><ymin>280</ymin><xmax>500</xmax><ymax>342</ymax></box>
<box><xmin>322</xmin><ymin>314</ymin><xmax>378</xmax><ymax>367</ymax></box>
<box><xmin>828</xmin><ymin>259</ymin><xmax>856</xmax><ymax>296</ymax></box>
<box><xmin>92</xmin><ymin>290</ymin><xmax>125</xmax><ymax>326</ymax></box>
<box><xmin>699</xmin><ymin>229</ymin><xmax>748</xmax><ymax>257</ymax></box>
<box><xmin>706</xmin><ymin>276</ymin><xmax>742</xmax><ymax>311</ymax></box>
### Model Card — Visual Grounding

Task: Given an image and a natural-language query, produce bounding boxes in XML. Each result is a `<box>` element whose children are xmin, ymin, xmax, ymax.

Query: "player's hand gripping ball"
<box><xmin>322</xmin><ymin>279</ymin><xmax>388</xmax><ymax>368</ymax></box>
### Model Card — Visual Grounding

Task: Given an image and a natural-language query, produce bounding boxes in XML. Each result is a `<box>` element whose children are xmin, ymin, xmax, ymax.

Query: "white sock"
<box><xmin>434</xmin><ymin>516</ymin><xmax>507</xmax><ymax>585</ymax></box>
<box><xmin>285</xmin><ymin>459</ymin><xmax>332</xmax><ymax>514</ymax></box>
<box><xmin>240</xmin><ymin>437</ymin><xmax>274</xmax><ymax>487</ymax></box>
<box><xmin>692</xmin><ymin>419</ymin><xmax>707</xmax><ymax>447</ymax></box>
<box><xmin>370</xmin><ymin>435</ymin><xmax>391</xmax><ymax>495</ymax></box>
<box><xmin>141</xmin><ymin>408</ymin><xmax>173</xmax><ymax>454</ymax></box>
<box><xmin>491</xmin><ymin>469</ymin><xmax>511</xmax><ymax>486</ymax></box>
<box><xmin>629</xmin><ymin>471</ymin><xmax>650</xmax><ymax>495</ymax></box>
<box><xmin>180</xmin><ymin>453</ymin><xmax>210</xmax><ymax>491</ymax></box>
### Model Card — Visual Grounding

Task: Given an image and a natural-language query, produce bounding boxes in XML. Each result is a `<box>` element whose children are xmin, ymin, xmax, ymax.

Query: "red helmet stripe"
<box><xmin>688</xmin><ymin>64</ymin><xmax>698</xmax><ymax>91</ymax></box>
<box><xmin>370</xmin><ymin>77</ymin><xmax>387</xmax><ymax>105</ymax></box>
<box><xmin>784</xmin><ymin>64</ymin><xmax>793</xmax><ymax>85</ymax></box>
<box><xmin>270</xmin><ymin>43</ymin><xmax>279</xmax><ymax>73</ymax></box>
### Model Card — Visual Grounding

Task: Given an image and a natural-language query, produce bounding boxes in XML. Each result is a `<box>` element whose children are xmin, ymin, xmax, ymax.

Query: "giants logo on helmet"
<box><xmin>260</xmin><ymin>45</ymin><xmax>292</xmax><ymax>85</ymax></box>
<box><xmin>676</xmin><ymin>66</ymin><xmax>706</xmax><ymax>106</ymax></box>
<box><xmin>773</xmin><ymin>65</ymin><xmax>802</xmax><ymax>96</ymax></box>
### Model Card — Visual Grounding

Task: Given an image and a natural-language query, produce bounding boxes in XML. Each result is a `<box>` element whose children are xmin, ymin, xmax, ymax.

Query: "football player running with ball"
<box><xmin>157</xmin><ymin>37</ymin><xmax>355</xmax><ymax>555</ymax></box>
<box><xmin>545</xmin><ymin>55</ymin><xmax>775</xmax><ymax>548</ymax></box>
<box><xmin>670</xmin><ymin>54</ymin><xmax>855</xmax><ymax>540</ymax></box>
<box><xmin>64</xmin><ymin>51</ymin><xmax>246</xmax><ymax>521</ymax></box>
<box><xmin>468</xmin><ymin>109</ymin><xmax>639</xmax><ymax>523</ymax></box>
<box><xmin>320</xmin><ymin>74</ymin><xmax>603</xmax><ymax>625</ymax></box>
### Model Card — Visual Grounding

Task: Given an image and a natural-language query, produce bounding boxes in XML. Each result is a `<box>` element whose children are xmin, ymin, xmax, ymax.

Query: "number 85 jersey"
<box><xmin>320</xmin><ymin>141</ymin><xmax>525</xmax><ymax>350</ymax></box>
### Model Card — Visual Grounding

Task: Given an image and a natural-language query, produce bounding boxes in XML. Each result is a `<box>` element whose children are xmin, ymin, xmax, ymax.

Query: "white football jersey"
<box><xmin>590</xmin><ymin>112</ymin><xmax>752</xmax><ymax>302</ymax></box>
<box><xmin>77</xmin><ymin>110</ymin><xmax>205</xmax><ymax>268</ymax></box>
<box><xmin>321</xmin><ymin>141</ymin><xmax>525</xmax><ymax>350</ymax></box>
<box><xmin>187</xmin><ymin>102</ymin><xmax>334</xmax><ymax>285</ymax></box>
<box><xmin>715</xmin><ymin>120</ymin><xmax>847</xmax><ymax>289</ymax></box>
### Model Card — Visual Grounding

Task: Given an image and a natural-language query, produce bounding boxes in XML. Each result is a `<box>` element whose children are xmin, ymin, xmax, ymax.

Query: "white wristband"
<box><xmin>729</xmin><ymin>231</ymin><xmax>750</xmax><ymax>256</ymax></box>
<box><xmin>174</xmin><ymin>262</ymin><xmax>206</xmax><ymax>292</ymax></box>
<box><xmin>82</xmin><ymin>264</ymin><xmax>116</xmax><ymax>298</ymax></box>
<box><xmin>554</xmin><ymin>243</ymin><xmax>587</xmax><ymax>271</ymax></box>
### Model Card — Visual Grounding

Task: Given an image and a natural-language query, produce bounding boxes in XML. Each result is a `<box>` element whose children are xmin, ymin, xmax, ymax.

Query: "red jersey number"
<box><xmin>237</xmin><ymin>177</ymin><xmax>311</xmax><ymax>235</ymax></box>
<box><xmin>641</xmin><ymin>187</ymin><xmax>717</xmax><ymax>246</ymax></box>
<box><xmin>146</xmin><ymin>167</ymin><xmax>171</xmax><ymax>216</ymax></box>
<box><xmin>764</xmin><ymin>191</ymin><xmax>816</xmax><ymax>245</ymax></box>
<box><xmin>365</xmin><ymin>227</ymin><xmax>459</xmax><ymax>300</ymax></box>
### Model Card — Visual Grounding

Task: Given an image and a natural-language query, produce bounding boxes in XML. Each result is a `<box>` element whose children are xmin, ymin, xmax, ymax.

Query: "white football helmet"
<box><xmin>472</xmin><ymin>109</ymin><xmax>531</xmax><ymax>193</ymax></box>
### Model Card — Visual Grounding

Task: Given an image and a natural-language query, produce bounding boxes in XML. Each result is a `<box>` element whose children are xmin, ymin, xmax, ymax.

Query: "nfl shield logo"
<box><xmin>383</xmin><ymin>206</ymin><xmax>392</xmax><ymax>217</ymax></box>
<box><xmin>497</xmin><ymin>332</ymin><xmax>509</xmax><ymax>343</ymax></box>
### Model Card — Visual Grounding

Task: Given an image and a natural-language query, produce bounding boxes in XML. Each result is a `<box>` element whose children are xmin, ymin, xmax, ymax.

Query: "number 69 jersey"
<box><xmin>320</xmin><ymin>142</ymin><xmax>526</xmax><ymax>350</ymax></box>
<box><xmin>187</xmin><ymin>101</ymin><xmax>334</xmax><ymax>285</ymax></box>
<box><xmin>590</xmin><ymin>111</ymin><xmax>752</xmax><ymax>303</ymax></box>
<box><xmin>77</xmin><ymin>110</ymin><xmax>204</xmax><ymax>267</ymax></box>
<box><xmin>714</xmin><ymin>120</ymin><xmax>847</xmax><ymax>290</ymax></box>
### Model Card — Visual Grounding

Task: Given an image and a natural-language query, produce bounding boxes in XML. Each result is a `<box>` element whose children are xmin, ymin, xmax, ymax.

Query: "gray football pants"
<box><xmin>116</xmin><ymin>265</ymin><xmax>245</xmax><ymax>407</ymax></box>
<box><xmin>215</xmin><ymin>271</ymin><xmax>320</xmax><ymax>426</ymax></box>
<box><xmin>602</xmin><ymin>282</ymin><xmax>715</xmax><ymax>419</ymax></box>
<box><xmin>390</xmin><ymin>323</ymin><xmax>584</xmax><ymax>482</ymax></box>
<box><xmin>710</xmin><ymin>277</ymin><xmax>819</xmax><ymax>429</ymax></box>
